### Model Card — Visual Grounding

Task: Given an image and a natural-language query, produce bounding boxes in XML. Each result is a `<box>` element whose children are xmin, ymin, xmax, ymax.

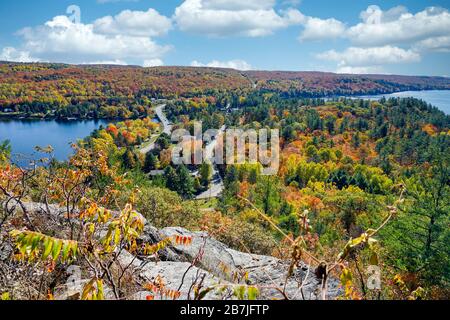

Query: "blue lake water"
<box><xmin>356</xmin><ymin>90</ymin><xmax>450</xmax><ymax>115</ymax></box>
<box><xmin>0</xmin><ymin>119</ymin><xmax>111</xmax><ymax>166</ymax></box>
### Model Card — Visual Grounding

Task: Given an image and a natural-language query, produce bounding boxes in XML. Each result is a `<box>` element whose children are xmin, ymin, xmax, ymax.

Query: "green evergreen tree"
<box><xmin>122</xmin><ymin>148</ymin><xmax>137</xmax><ymax>169</ymax></box>
<box><xmin>248</xmin><ymin>168</ymin><xmax>258</xmax><ymax>184</ymax></box>
<box><xmin>164</xmin><ymin>166</ymin><xmax>178</xmax><ymax>191</ymax></box>
<box><xmin>144</xmin><ymin>152</ymin><xmax>159</xmax><ymax>172</ymax></box>
<box><xmin>0</xmin><ymin>140</ymin><xmax>11</xmax><ymax>164</ymax></box>
<box><xmin>175</xmin><ymin>165</ymin><xmax>195</xmax><ymax>199</ymax></box>
<box><xmin>200</xmin><ymin>162</ymin><xmax>213</xmax><ymax>187</ymax></box>
<box><xmin>194</xmin><ymin>177</ymin><xmax>202</xmax><ymax>192</ymax></box>
<box><xmin>156</xmin><ymin>133</ymin><xmax>171</xmax><ymax>150</ymax></box>
<box><xmin>383</xmin><ymin>149</ymin><xmax>450</xmax><ymax>286</ymax></box>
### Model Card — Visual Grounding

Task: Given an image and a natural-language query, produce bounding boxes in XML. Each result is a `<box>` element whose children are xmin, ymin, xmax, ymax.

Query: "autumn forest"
<box><xmin>0</xmin><ymin>62</ymin><xmax>449</xmax><ymax>301</ymax></box>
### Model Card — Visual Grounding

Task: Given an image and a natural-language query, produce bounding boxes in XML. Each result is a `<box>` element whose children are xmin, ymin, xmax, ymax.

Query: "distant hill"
<box><xmin>244</xmin><ymin>70</ymin><xmax>450</xmax><ymax>97</ymax></box>
<box><xmin>1</xmin><ymin>62</ymin><xmax>449</xmax><ymax>118</ymax></box>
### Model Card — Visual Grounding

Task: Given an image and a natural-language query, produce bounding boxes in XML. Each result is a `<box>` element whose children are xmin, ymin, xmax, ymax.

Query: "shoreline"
<box><xmin>0</xmin><ymin>114</ymin><xmax>146</xmax><ymax>122</ymax></box>
<box><xmin>1</xmin><ymin>89</ymin><xmax>449</xmax><ymax>122</ymax></box>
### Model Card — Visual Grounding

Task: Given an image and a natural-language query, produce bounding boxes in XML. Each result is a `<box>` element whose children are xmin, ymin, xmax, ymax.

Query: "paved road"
<box><xmin>156</xmin><ymin>104</ymin><xmax>172</xmax><ymax>136</ymax></box>
<box><xmin>195</xmin><ymin>125</ymin><xmax>225</xmax><ymax>200</ymax></box>
<box><xmin>139</xmin><ymin>104</ymin><xmax>170</xmax><ymax>154</ymax></box>
<box><xmin>139</xmin><ymin>104</ymin><xmax>225</xmax><ymax>199</ymax></box>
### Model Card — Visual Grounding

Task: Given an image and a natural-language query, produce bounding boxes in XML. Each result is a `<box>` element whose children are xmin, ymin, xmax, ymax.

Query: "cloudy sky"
<box><xmin>0</xmin><ymin>0</ymin><xmax>449</xmax><ymax>75</ymax></box>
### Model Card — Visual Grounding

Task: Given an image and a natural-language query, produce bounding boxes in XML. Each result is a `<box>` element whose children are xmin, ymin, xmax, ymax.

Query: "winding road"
<box><xmin>139</xmin><ymin>104</ymin><xmax>171</xmax><ymax>154</ymax></box>
<box><xmin>195</xmin><ymin>125</ymin><xmax>226</xmax><ymax>200</ymax></box>
<box><xmin>139</xmin><ymin>103</ymin><xmax>224</xmax><ymax>199</ymax></box>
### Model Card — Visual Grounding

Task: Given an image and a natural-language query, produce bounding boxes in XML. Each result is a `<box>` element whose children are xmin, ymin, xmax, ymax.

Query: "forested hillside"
<box><xmin>162</xmin><ymin>93</ymin><xmax>450</xmax><ymax>299</ymax></box>
<box><xmin>1</xmin><ymin>62</ymin><xmax>450</xmax><ymax>120</ymax></box>
<box><xmin>1</xmin><ymin>88</ymin><xmax>448</xmax><ymax>300</ymax></box>
<box><xmin>245</xmin><ymin>71</ymin><xmax>450</xmax><ymax>97</ymax></box>
<box><xmin>0</xmin><ymin>63</ymin><xmax>251</xmax><ymax>119</ymax></box>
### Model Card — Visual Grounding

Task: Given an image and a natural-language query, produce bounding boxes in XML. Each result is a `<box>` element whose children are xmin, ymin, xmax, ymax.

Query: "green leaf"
<box><xmin>234</xmin><ymin>286</ymin><xmax>246</xmax><ymax>300</ymax></box>
<box><xmin>23</xmin><ymin>233</ymin><xmax>34</xmax><ymax>247</ymax></box>
<box><xmin>196</xmin><ymin>287</ymin><xmax>214</xmax><ymax>300</ymax></box>
<box><xmin>52</xmin><ymin>239</ymin><xmax>63</xmax><ymax>261</ymax></box>
<box><xmin>41</xmin><ymin>237</ymin><xmax>53</xmax><ymax>260</ymax></box>
<box><xmin>62</xmin><ymin>241</ymin><xmax>71</xmax><ymax>261</ymax></box>
<box><xmin>70</xmin><ymin>242</ymin><xmax>78</xmax><ymax>258</ymax></box>
<box><xmin>31</xmin><ymin>235</ymin><xmax>42</xmax><ymax>252</ymax></box>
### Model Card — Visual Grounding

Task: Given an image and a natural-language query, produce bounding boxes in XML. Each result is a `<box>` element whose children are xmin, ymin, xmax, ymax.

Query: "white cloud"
<box><xmin>414</xmin><ymin>36</ymin><xmax>450</xmax><ymax>53</ymax></box>
<box><xmin>359</xmin><ymin>5</ymin><xmax>408</xmax><ymax>24</ymax></box>
<box><xmin>308</xmin><ymin>5</ymin><xmax>450</xmax><ymax>74</ymax></box>
<box><xmin>317</xmin><ymin>46</ymin><xmax>421</xmax><ymax>73</ymax></box>
<box><xmin>0</xmin><ymin>47</ymin><xmax>39</xmax><ymax>63</ymax></box>
<box><xmin>317</xmin><ymin>46</ymin><xmax>420</xmax><ymax>66</ymax></box>
<box><xmin>299</xmin><ymin>5</ymin><xmax>450</xmax><ymax>51</ymax></box>
<box><xmin>299</xmin><ymin>17</ymin><xmax>346</xmax><ymax>41</ymax></box>
<box><xmin>93</xmin><ymin>8</ymin><xmax>172</xmax><ymax>37</ymax></box>
<box><xmin>173</xmin><ymin>0</ymin><xmax>304</xmax><ymax>37</ymax></box>
<box><xmin>84</xmin><ymin>59</ymin><xmax>127</xmax><ymax>65</ymax></box>
<box><xmin>191</xmin><ymin>59</ymin><xmax>253</xmax><ymax>70</ymax></box>
<box><xmin>17</xmin><ymin>15</ymin><xmax>170</xmax><ymax>65</ymax></box>
<box><xmin>297</xmin><ymin>5</ymin><xmax>450</xmax><ymax>45</ymax></box>
<box><xmin>202</xmin><ymin>0</ymin><xmax>275</xmax><ymax>11</ymax></box>
<box><xmin>143</xmin><ymin>59</ymin><xmax>164</xmax><ymax>67</ymax></box>
<box><xmin>347</xmin><ymin>6</ymin><xmax>450</xmax><ymax>47</ymax></box>
<box><xmin>84</xmin><ymin>58</ymin><xmax>164</xmax><ymax>67</ymax></box>
<box><xmin>335</xmin><ymin>66</ymin><xmax>383</xmax><ymax>74</ymax></box>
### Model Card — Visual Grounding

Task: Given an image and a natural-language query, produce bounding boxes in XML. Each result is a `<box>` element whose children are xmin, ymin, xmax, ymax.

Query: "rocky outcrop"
<box><xmin>117</xmin><ymin>226</ymin><xmax>342</xmax><ymax>300</ymax></box>
<box><xmin>4</xmin><ymin>202</ymin><xmax>342</xmax><ymax>300</ymax></box>
<box><xmin>158</xmin><ymin>227</ymin><xmax>342</xmax><ymax>300</ymax></box>
<box><xmin>118</xmin><ymin>250</ymin><xmax>232</xmax><ymax>300</ymax></box>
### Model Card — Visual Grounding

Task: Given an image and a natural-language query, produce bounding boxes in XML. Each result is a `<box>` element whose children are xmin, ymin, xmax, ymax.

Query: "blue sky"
<box><xmin>0</xmin><ymin>0</ymin><xmax>449</xmax><ymax>76</ymax></box>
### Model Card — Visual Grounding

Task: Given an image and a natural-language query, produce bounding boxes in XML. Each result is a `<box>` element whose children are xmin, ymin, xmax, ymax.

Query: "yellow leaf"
<box><xmin>1</xmin><ymin>292</ymin><xmax>11</xmax><ymax>300</ymax></box>
<box><xmin>114</xmin><ymin>227</ymin><xmax>121</xmax><ymax>245</ymax></box>
<box><xmin>82</xmin><ymin>279</ymin><xmax>95</xmax><ymax>300</ymax></box>
<box><xmin>248</xmin><ymin>286</ymin><xmax>259</xmax><ymax>300</ymax></box>
<box><xmin>96</xmin><ymin>280</ymin><xmax>104</xmax><ymax>300</ymax></box>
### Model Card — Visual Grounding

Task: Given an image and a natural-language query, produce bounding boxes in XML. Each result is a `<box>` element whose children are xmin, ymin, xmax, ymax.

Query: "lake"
<box><xmin>0</xmin><ymin>119</ymin><xmax>112</xmax><ymax>167</ymax></box>
<box><xmin>355</xmin><ymin>90</ymin><xmax>450</xmax><ymax>115</ymax></box>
